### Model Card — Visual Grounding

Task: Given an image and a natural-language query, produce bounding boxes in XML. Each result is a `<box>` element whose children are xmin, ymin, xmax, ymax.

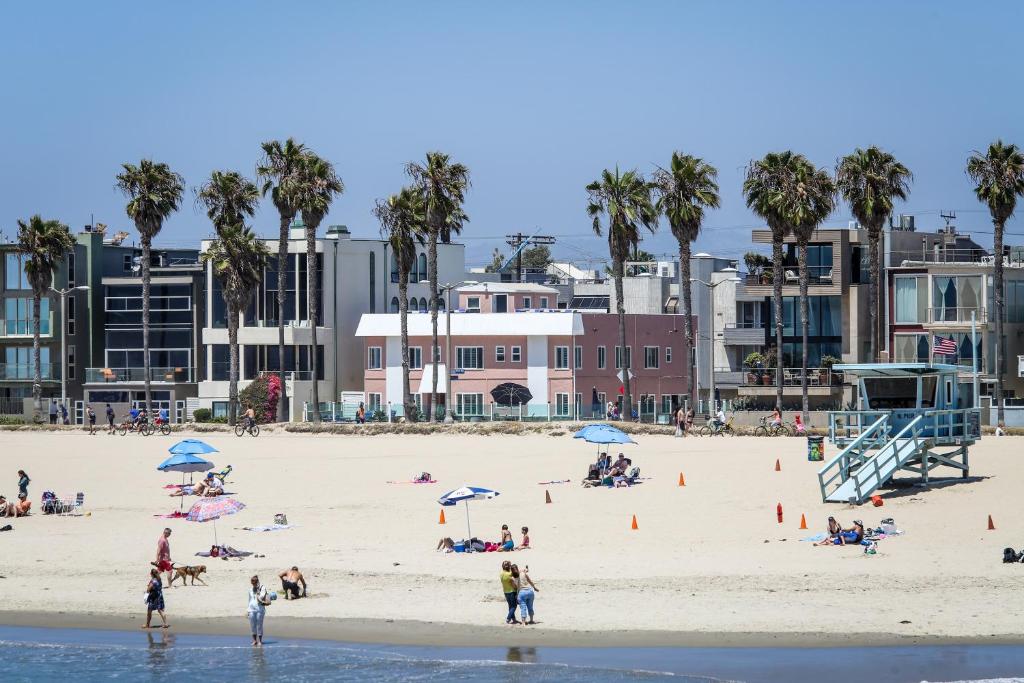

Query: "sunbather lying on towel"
<box><xmin>816</xmin><ymin>516</ymin><xmax>844</xmax><ymax>545</ymax></box>
<box><xmin>819</xmin><ymin>519</ymin><xmax>864</xmax><ymax>546</ymax></box>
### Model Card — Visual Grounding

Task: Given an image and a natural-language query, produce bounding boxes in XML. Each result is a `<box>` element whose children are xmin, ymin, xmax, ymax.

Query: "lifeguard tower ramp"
<box><xmin>818</xmin><ymin>364</ymin><xmax>981</xmax><ymax>505</ymax></box>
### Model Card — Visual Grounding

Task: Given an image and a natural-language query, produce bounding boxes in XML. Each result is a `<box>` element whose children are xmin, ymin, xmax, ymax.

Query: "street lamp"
<box><xmin>421</xmin><ymin>279</ymin><xmax>478</xmax><ymax>423</ymax></box>
<box><xmin>49</xmin><ymin>284</ymin><xmax>89</xmax><ymax>409</ymax></box>
<box><xmin>690</xmin><ymin>275</ymin><xmax>741</xmax><ymax>414</ymax></box>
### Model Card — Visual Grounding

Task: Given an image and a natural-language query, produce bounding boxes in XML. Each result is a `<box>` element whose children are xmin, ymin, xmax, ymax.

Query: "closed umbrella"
<box><xmin>157</xmin><ymin>453</ymin><xmax>215</xmax><ymax>517</ymax></box>
<box><xmin>438</xmin><ymin>485</ymin><xmax>500</xmax><ymax>545</ymax></box>
<box><xmin>186</xmin><ymin>496</ymin><xmax>245</xmax><ymax>546</ymax></box>
<box><xmin>490</xmin><ymin>383</ymin><xmax>533</xmax><ymax>407</ymax></box>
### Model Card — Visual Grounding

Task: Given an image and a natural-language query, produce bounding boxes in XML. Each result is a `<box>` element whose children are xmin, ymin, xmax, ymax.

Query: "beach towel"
<box><xmin>537</xmin><ymin>480</ymin><xmax>571</xmax><ymax>485</ymax></box>
<box><xmin>241</xmin><ymin>524</ymin><xmax>297</xmax><ymax>532</ymax></box>
<box><xmin>195</xmin><ymin>545</ymin><xmax>253</xmax><ymax>559</ymax></box>
<box><xmin>386</xmin><ymin>479</ymin><xmax>438</xmax><ymax>484</ymax></box>
<box><xmin>800</xmin><ymin>533</ymin><xmax>828</xmax><ymax>542</ymax></box>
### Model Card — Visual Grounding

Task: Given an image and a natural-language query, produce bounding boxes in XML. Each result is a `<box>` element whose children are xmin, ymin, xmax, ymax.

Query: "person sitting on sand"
<box><xmin>202</xmin><ymin>472</ymin><xmax>223</xmax><ymax>497</ymax></box>
<box><xmin>499</xmin><ymin>524</ymin><xmax>514</xmax><ymax>551</ymax></box>
<box><xmin>13</xmin><ymin>493</ymin><xmax>30</xmax><ymax>517</ymax></box>
<box><xmin>437</xmin><ymin>537</ymin><xmax>456</xmax><ymax>552</ymax></box>
<box><xmin>519</xmin><ymin>526</ymin><xmax>530</xmax><ymax>549</ymax></box>
<box><xmin>0</xmin><ymin>496</ymin><xmax>12</xmax><ymax>517</ymax></box>
<box><xmin>816</xmin><ymin>516</ymin><xmax>844</xmax><ymax>546</ymax></box>
<box><xmin>278</xmin><ymin>566</ymin><xmax>307</xmax><ymax>599</ymax></box>
<box><xmin>609</xmin><ymin>453</ymin><xmax>630</xmax><ymax>476</ymax></box>
<box><xmin>834</xmin><ymin>520</ymin><xmax>864</xmax><ymax>546</ymax></box>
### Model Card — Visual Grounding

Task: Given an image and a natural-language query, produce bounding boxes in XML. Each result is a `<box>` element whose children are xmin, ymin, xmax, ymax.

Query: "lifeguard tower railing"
<box><xmin>828</xmin><ymin>408</ymin><xmax>981</xmax><ymax>447</ymax></box>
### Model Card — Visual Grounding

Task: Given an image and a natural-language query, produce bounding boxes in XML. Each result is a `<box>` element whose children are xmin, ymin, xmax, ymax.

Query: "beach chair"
<box><xmin>784</xmin><ymin>269</ymin><xmax>799</xmax><ymax>284</ymax></box>
<box><xmin>62</xmin><ymin>492</ymin><xmax>84</xmax><ymax>516</ymax></box>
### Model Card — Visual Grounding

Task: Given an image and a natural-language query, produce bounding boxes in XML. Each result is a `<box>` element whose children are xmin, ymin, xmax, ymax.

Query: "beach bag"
<box><xmin>627</xmin><ymin>466</ymin><xmax>640</xmax><ymax>479</ymax></box>
<box><xmin>274</xmin><ymin>513</ymin><xmax>288</xmax><ymax>525</ymax></box>
<box><xmin>1003</xmin><ymin>548</ymin><xmax>1021</xmax><ymax>563</ymax></box>
<box><xmin>880</xmin><ymin>518</ymin><xmax>896</xmax><ymax>535</ymax></box>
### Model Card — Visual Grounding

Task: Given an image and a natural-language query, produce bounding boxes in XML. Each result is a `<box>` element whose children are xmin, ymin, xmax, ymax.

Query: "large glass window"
<box><xmin>644</xmin><ymin>346</ymin><xmax>659</xmax><ymax>369</ymax></box>
<box><xmin>1006</xmin><ymin>280</ymin><xmax>1024</xmax><ymax>323</ymax></box>
<box><xmin>894</xmin><ymin>277</ymin><xmax>926</xmax><ymax>323</ymax></box>
<box><xmin>893</xmin><ymin>334</ymin><xmax>929</xmax><ymax>363</ymax></box>
<box><xmin>4</xmin><ymin>346</ymin><xmax>52</xmax><ymax>379</ymax></box>
<box><xmin>456</xmin><ymin>393</ymin><xmax>483</xmax><ymax>416</ymax></box>
<box><xmin>456</xmin><ymin>346</ymin><xmax>484</xmax><ymax>370</ymax></box>
<box><xmin>932</xmin><ymin>275</ymin><xmax>982</xmax><ymax>322</ymax></box>
<box><xmin>5</xmin><ymin>253</ymin><xmax>31</xmax><ymax>289</ymax></box>
<box><xmin>4</xmin><ymin>297</ymin><xmax>50</xmax><ymax>335</ymax></box>
<box><xmin>863</xmin><ymin>377</ymin><xmax>918</xmax><ymax>410</ymax></box>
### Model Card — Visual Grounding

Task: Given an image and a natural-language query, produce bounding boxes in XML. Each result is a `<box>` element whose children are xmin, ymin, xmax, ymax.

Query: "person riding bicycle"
<box><xmin>770</xmin><ymin>407</ymin><xmax>782</xmax><ymax>429</ymax></box>
<box><xmin>158</xmin><ymin>407</ymin><xmax>169</xmax><ymax>425</ymax></box>
<box><xmin>129</xmin><ymin>407</ymin><xmax>141</xmax><ymax>429</ymax></box>
<box><xmin>243</xmin><ymin>405</ymin><xmax>256</xmax><ymax>430</ymax></box>
<box><xmin>710</xmin><ymin>406</ymin><xmax>726</xmax><ymax>431</ymax></box>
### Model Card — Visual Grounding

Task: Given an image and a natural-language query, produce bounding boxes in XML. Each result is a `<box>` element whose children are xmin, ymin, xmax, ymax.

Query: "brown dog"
<box><xmin>168</xmin><ymin>564</ymin><xmax>207</xmax><ymax>586</ymax></box>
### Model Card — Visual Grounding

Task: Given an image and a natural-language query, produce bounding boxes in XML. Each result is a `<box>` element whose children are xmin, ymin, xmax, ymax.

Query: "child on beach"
<box><xmin>520</xmin><ymin>527</ymin><xmax>530</xmax><ymax>549</ymax></box>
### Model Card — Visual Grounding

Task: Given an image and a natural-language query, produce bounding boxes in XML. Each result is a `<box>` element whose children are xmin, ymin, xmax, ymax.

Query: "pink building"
<box><xmin>355</xmin><ymin>285</ymin><xmax>692</xmax><ymax>419</ymax></box>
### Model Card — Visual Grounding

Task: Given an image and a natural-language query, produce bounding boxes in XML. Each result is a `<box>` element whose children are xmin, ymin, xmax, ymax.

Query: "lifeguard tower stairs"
<box><xmin>817</xmin><ymin>364</ymin><xmax>981</xmax><ymax>505</ymax></box>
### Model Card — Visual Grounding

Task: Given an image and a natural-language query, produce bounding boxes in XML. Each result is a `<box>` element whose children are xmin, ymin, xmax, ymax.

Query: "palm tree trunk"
<box><xmin>614</xmin><ymin>257</ymin><xmax>631</xmax><ymax>419</ymax></box>
<box><xmin>141</xmin><ymin>235</ymin><xmax>152</xmax><ymax>413</ymax></box>
<box><xmin>399</xmin><ymin>272</ymin><xmax>412</xmax><ymax>421</ymax></box>
<box><xmin>798</xmin><ymin>240</ymin><xmax>810</xmax><ymax>423</ymax></box>
<box><xmin>306</xmin><ymin>224</ymin><xmax>321</xmax><ymax>423</ymax></box>
<box><xmin>679</xmin><ymin>242</ymin><xmax>695</xmax><ymax>409</ymax></box>
<box><xmin>994</xmin><ymin>218</ymin><xmax>1005</xmax><ymax>424</ymax></box>
<box><xmin>276</xmin><ymin>215</ymin><xmax>289</xmax><ymax>422</ymax></box>
<box><xmin>227</xmin><ymin>301</ymin><xmax>238</xmax><ymax>427</ymax></box>
<box><xmin>868</xmin><ymin>226</ymin><xmax>879</xmax><ymax>363</ymax></box>
<box><xmin>32</xmin><ymin>291</ymin><xmax>42</xmax><ymax>423</ymax></box>
<box><xmin>772</xmin><ymin>234</ymin><xmax>784</xmax><ymax>411</ymax></box>
<box><xmin>428</xmin><ymin>230</ymin><xmax>439</xmax><ymax>422</ymax></box>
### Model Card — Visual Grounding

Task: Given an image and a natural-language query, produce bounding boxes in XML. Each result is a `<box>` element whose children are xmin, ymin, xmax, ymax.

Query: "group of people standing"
<box><xmin>500</xmin><ymin>561</ymin><xmax>539</xmax><ymax>625</ymax></box>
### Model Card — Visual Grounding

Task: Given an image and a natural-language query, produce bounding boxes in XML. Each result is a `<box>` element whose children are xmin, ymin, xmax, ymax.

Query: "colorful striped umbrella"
<box><xmin>186</xmin><ymin>496</ymin><xmax>245</xmax><ymax>545</ymax></box>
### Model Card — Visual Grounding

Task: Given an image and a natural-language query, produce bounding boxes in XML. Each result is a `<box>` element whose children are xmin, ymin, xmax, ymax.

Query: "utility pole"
<box><xmin>505</xmin><ymin>233</ymin><xmax>555</xmax><ymax>283</ymax></box>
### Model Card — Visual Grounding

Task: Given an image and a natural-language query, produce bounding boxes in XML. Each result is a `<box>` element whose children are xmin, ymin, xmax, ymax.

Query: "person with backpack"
<box><xmin>105</xmin><ymin>404</ymin><xmax>115</xmax><ymax>434</ymax></box>
<box><xmin>86</xmin><ymin>405</ymin><xmax>96</xmax><ymax>435</ymax></box>
<box><xmin>247</xmin><ymin>575</ymin><xmax>273</xmax><ymax>647</ymax></box>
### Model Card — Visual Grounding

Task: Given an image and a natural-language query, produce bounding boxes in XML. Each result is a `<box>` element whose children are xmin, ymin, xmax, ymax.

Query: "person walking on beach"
<box><xmin>144</xmin><ymin>568</ymin><xmax>169</xmax><ymax>629</ymax></box>
<box><xmin>105</xmin><ymin>403</ymin><xmax>115</xmax><ymax>434</ymax></box>
<box><xmin>513</xmin><ymin>564</ymin><xmax>539</xmax><ymax>626</ymax></box>
<box><xmin>48</xmin><ymin>399</ymin><xmax>57</xmax><ymax>425</ymax></box>
<box><xmin>500</xmin><ymin>561</ymin><xmax>520</xmax><ymax>624</ymax></box>
<box><xmin>86</xmin><ymin>405</ymin><xmax>96</xmax><ymax>435</ymax></box>
<box><xmin>248</xmin><ymin>575</ymin><xmax>271</xmax><ymax>647</ymax></box>
<box><xmin>59</xmin><ymin>402</ymin><xmax>68</xmax><ymax>425</ymax></box>
<box><xmin>155</xmin><ymin>528</ymin><xmax>173</xmax><ymax>586</ymax></box>
<box><xmin>675</xmin><ymin>405</ymin><xmax>686</xmax><ymax>437</ymax></box>
<box><xmin>17</xmin><ymin>470</ymin><xmax>29</xmax><ymax>498</ymax></box>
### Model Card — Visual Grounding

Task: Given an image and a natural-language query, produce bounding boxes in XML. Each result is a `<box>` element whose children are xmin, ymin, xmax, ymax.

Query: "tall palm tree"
<box><xmin>406</xmin><ymin>152</ymin><xmax>470</xmax><ymax>422</ymax></box>
<box><xmin>197</xmin><ymin>170</ymin><xmax>260</xmax><ymax>235</ymax></box>
<box><xmin>292</xmin><ymin>153</ymin><xmax>344</xmax><ymax>424</ymax></box>
<box><xmin>744</xmin><ymin>152</ymin><xmax>804</xmax><ymax>411</ymax></box>
<box><xmin>16</xmin><ymin>216</ymin><xmax>74</xmax><ymax>422</ymax></box>
<box><xmin>258</xmin><ymin>138</ymin><xmax>309</xmax><ymax>422</ymax></box>
<box><xmin>201</xmin><ymin>225</ymin><xmax>270</xmax><ymax>425</ymax></box>
<box><xmin>786</xmin><ymin>160</ymin><xmax>836</xmax><ymax>423</ymax></box>
<box><xmin>967</xmin><ymin>140</ymin><xmax>1024</xmax><ymax>424</ymax></box>
<box><xmin>837</xmin><ymin>147</ymin><xmax>912</xmax><ymax>362</ymax></box>
<box><xmin>652</xmin><ymin>152</ymin><xmax>720</xmax><ymax>410</ymax></box>
<box><xmin>116</xmin><ymin>160</ymin><xmax>185</xmax><ymax>414</ymax></box>
<box><xmin>374</xmin><ymin>187</ymin><xmax>427</xmax><ymax>421</ymax></box>
<box><xmin>586</xmin><ymin>167</ymin><xmax>658</xmax><ymax>419</ymax></box>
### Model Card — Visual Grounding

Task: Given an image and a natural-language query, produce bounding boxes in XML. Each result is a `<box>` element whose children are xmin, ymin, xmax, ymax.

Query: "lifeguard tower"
<box><xmin>818</xmin><ymin>363</ymin><xmax>981</xmax><ymax>504</ymax></box>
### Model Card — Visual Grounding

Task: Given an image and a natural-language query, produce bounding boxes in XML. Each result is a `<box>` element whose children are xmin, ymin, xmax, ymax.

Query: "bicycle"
<box><xmin>753</xmin><ymin>416</ymin><xmax>792</xmax><ymax>437</ymax></box>
<box><xmin>143</xmin><ymin>416</ymin><xmax>172</xmax><ymax>436</ymax></box>
<box><xmin>117</xmin><ymin>418</ymin><xmax>146</xmax><ymax>436</ymax></box>
<box><xmin>234</xmin><ymin>420</ymin><xmax>260</xmax><ymax>437</ymax></box>
<box><xmin>698</xmin><ymin>416</ymin><xmax>735</xmax><ymax>437</ymax></box>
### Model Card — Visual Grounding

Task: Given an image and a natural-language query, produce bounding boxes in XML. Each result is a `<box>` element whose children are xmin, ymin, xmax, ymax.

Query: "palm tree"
<box><xmin>837</xmin><ymin>147</ymin><xmax>912</xmax><ymax>362</ymax></box>
<box><xmin>197</xmin><ymin>170</ymin><xmax>260</xmax><ymax>235</ymax></box>
<box><xmin>374</xmin><ymin>187</ymin><xmax>427</xmax><ymax>421</ymax></box>
<box><xmin>786</xmin><ymin>160</ymin><xmax>836</xmax><ymax>423</ymax></box>
<box><xmin>744</xmin><ymin>152</ymin><xmax>804</xmax><ymax>411</ymax></box>
<box><xmin>116</xmin><ymin>160</ymin><xmax>185</xmax><ymax>414</ymax></box>
<box><xmin>652</xmin><ymin>152</ymin><xmax>720</xmax><ymax>410</ymax></box>
<box><xmin>406</xmin><ymin>152</ymin><xmax>470</xmax><ymax>422</ymax></box>
<box><xmin>201</xmin><ymin>225</ymin><xmax>270</xmax><ymax>425</ymax></box>
<box><xmin>258</xmin><ymin>138</ymin><xmax>309</xmax><ymax>422</ymax></box>
<box><xmin>967</xmin><ymin>140</ymin><xmax>1024</xmax><ymax>424</ymax></box>
<box><xmin>586</xmin><ymin>167</ymin><xmax>658</xmax><ymax>419</ymax></box>
<box><xmin>292</xmin><ymin>153</ymin><xmax>344</xmax><ymax>424</ymax></box>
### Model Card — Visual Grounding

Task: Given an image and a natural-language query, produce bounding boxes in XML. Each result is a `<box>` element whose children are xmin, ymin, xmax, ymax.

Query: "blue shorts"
<box><xmin>834</xmin><ymin>531</ymin><xmax>859</xmax><ymax>544</ymax></box>
<box><xmin>502</xmin><ymin>540</ymin><xmax>514</xmax><ymax>551</ymax></box>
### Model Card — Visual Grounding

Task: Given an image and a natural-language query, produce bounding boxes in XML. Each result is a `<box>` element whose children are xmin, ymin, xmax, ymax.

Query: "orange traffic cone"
<box><xmin>631</xmin><ymin>514</ymin><xmax>639</xmax><ymax>530</ymax></box>
<box><xmin>439</xmin><ymin>508</ymin><xmax>446</xmax><ymax>525</ymax></box>
<box><xmin>988</xmin><ymin>515</ymin><xmax>995</xmax><ymax>531</ymax></box>
<box><xmin>799</xmin><ymin>514</ymin><xmax>808</xmax><ymax>530</ymax></box>
<box><xmin>678</xmin><ymin>472</ymin><xmax>686</xmax><ymax>487</ymax></box>
<box><xmin>775</xmin><ymin>459</ymin><xmax>781</xmax><ymax>472</ymax></box>
<box><xmin>545</xmin><ymin>489</ymin><xmax>552</xmax><ymax>504</ymax></box>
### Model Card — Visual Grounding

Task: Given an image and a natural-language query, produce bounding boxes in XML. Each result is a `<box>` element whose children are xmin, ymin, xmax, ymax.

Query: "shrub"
<box><xmin>0</xmin><ymin>415</ymin><xmax>26</xmax><ymax>425</ymax></box>
<box><xmin>192</xmin><ymin>408</ymin><xmax>212</xmax><ymax>423</ymax></box>
<box><xmin>238</xmin><ymin>373</ymin><xmax>280</xmax><ymax>423</ymax></box>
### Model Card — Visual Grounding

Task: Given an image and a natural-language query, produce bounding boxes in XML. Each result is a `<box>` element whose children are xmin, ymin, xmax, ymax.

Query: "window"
<box><xmin>494</xmin><ymin>294</ymin><xmax>508</xmax><ymax>313</ymax></box>
<box><xmin>575</xmin><ymin>345</ymin><xmax>583</xmax><ymax>369</ymax></box>
<box><xmin>390</xmin><ymin>297</ymin><xmax>399</xmax><ymax>313</ymax></box>
<box><xmin>644</xmin><ymin>346</ymin><xmax>659</xmax><ymax>369</ymax></box>
<box><xmin>554</xmin><ymin>346</ymin><xmax>569</xmax><ymax>369</ymax></box>
<box><xmin>409</xmin><ymin>347</ymin><xmax>422</xmax><ymax>369</ymax></box>
<box><xmin>367</xmin><ymin>393</ymin><xmax>382</xmax><ymax>412</ymax></box>
<box><xmin>5</xmin><ymin>253</ymin><xmax>31</xmax><ymax>289</ymax></box>
<box><xmin>666</xmin><ymin>347</ymin><xmax>672</xmax><ymax>363</ymax></box>
<box><xmin>615</xmin><ymin>346</ymin><xmax>632</xmax><ymax>369</ymax></box>
<box><xmin>597</xmin><ymin>346</ymin><xmax>606</xmax><ymax>369</ymax></box>
<box><xmin>495</xmin><ymin>346</ymin><xmax>506</xmax><ymax>362</ymax></box>
<box><xmin>467</xmin><ymin>296</ymin><xmax>481</xmax><ymax>312</ymax></box>
<box><xmin>367</xmin><ymin>347</ymin><xmax>382</xmax><ymax>370</ymax></box>
<box><xmin>933</xmin><ymin>275</ymin><xmax>982</xmax><ymax>322</ymax></box>
<box><xmin>456</xmin><ymin>346</ymin><xmax>484</xmax><ymax>370</ymax></box>
<box><xmin>123</xmin><ymin>253</ymin><xmax>135</xmax><ymax>274</ymax></box>
<box><xmin>67</xmin><ymin>252</ymin><xmax>75</xmax><ymax>286</ymax></box>
<box><xmin>511</xmin><ymin>346</ymin><xmax>522</xmax><ymax>363</ymax></box>
<box><xmin>369</xmin><ymin>252</ymin><xmax>376</xmax><ymax>313</ymax></box>
<box><xmin>67</xmin><ymin>295</ymin><xmax>75</xmax><ymax>336</ymax></box>
<box><xmin>540</xmin><ymin>297</ymin><xmax>549</xmax><ymax>309</ymax></box>
<box><xmin>555</xmin><ymin>393</ymin><xmax>570</xmax><ymax>416</ymax></box>
<box><xmin>457</xmin><ymin>393</ymin><xmax>484</xmax><ymax>416</ymax></box>
<box><xmin>432</xmin><ymin>344</ymin><xmax>442</xmax><ymax>362</ymax></box>
<box><xmin>4</xmin><ymin>346</ymin><xmax>51</xmax><ymax>379</ymax></box>
<box><xmin>67</xmin><ymin>344</ymin><xmax>75</xmax><ymax>380</ymax></box>
<box><xmin>893</xmin><ymin>334</ymin><xmax>929</xmax><ymax>363</ymax></box>
<box><xmin>408</xmin><ymin>297</ymin><xmax>416</xmax><ymax>312</ymax></box>
<box><xmin>417</xmin><ymin>253</ymin><xmax>426</xmax><ymax>283</ymax></box>
<box><xmin>4</xmin><ymin>297</ymin><xmax>50</xmax><ymax>335</ymax></box>
<box><xmin>390</xmin><ymin>251</ymin><xmax>399</xmax><ymax>283</ymax></box>
<box><xmin>523</xmin><ymin>296</ymin><xmax>532</xmax><ymax>309</ymax></box>
<box><xmin>894</xmin><ymin>276</ymin><xmax>926</xmax><ymax>323</ymax></box>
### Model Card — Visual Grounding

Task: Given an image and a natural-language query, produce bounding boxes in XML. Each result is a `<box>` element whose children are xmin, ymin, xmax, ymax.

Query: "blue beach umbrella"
<box><xmin>573</xmin><ymin>423</ymin><xmax>636</xmax><ymax>445</ymax></box>
<box><xmin>438</xmin><ymin>485</ymin><xmax>500</xmax><ymax>543</ymax></box>
<box><xmin>168</xmin><ymin>439</ymin><xmax>218</xmax><ymax>456</ymax></box>
<box><xmin>158</xmin><ymin>451</ymin><xmax>215</xmax><ymax>517</ymax></box>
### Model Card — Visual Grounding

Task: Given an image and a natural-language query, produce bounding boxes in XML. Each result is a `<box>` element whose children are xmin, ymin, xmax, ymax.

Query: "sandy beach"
<box><xmin>1</xmin><ymin>430</ymin><xmax>1022</xmax><ymax>646</ymax></box>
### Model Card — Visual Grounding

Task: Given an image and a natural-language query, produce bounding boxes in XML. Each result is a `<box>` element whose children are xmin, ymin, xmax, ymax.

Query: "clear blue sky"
<box><xmin>2</xmin><ymin>1</ymin><xmax>1022</xmax><ymax>266</ymax></box>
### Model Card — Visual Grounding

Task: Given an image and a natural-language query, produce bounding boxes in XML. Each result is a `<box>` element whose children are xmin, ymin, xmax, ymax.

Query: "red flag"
<box><xmin>618</xmin><ymin>385</ymin><xmax>625</xmax><ymax>395</ymax></box>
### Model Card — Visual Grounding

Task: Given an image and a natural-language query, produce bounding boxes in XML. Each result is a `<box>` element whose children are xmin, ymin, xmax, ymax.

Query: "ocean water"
<box><xmin>1</xmin><ymin>626</ymin><xmax>1024</xmax><ymax>683</ymax></box>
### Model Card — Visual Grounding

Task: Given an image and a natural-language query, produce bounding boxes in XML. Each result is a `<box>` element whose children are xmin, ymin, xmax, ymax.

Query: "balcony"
<box><xmin>744</xmin><ymin>266</ymin><xmax>835</xmax><ymax>287</ymax></box>
<box><xmin>85</xmin><ymin>367</ymin><xmax>195</xmax><ymax>384</ymax></box>
<box><xmin>925</xmin><ymin>307</ymin><xmax>987</xmax><ymax>325</ymax></box>
<box><xmin>713</xmin><ymin>369</ymin><xmax>746</xmax><ymax>387</ymax></box>
<box><xmin>722</xmin><ymin>322</ymin><xmax>765</xmax><ymax>346</ymax></box>
<box><xmin>0</xmin><ymin>363</ymin><xmax>60</xmax><ymax>381</ymax></box>
<box><xmin>736</xmin><ymin>366</ymin><xmax>843</xmax><ymax>396</ymax></box>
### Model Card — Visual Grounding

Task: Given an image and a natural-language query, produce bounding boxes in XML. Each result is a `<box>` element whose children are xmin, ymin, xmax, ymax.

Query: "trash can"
<box><xmin>807</xmin><ymin>435</ymin><xmax>824</xmax><ymax>461</ymax></box>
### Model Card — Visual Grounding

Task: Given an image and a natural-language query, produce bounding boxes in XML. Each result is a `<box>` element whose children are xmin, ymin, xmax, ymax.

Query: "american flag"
<box><xmin>933</xmin><ymin>335</ymin><xmax>958</xmax><ymax>356</ymax></box>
